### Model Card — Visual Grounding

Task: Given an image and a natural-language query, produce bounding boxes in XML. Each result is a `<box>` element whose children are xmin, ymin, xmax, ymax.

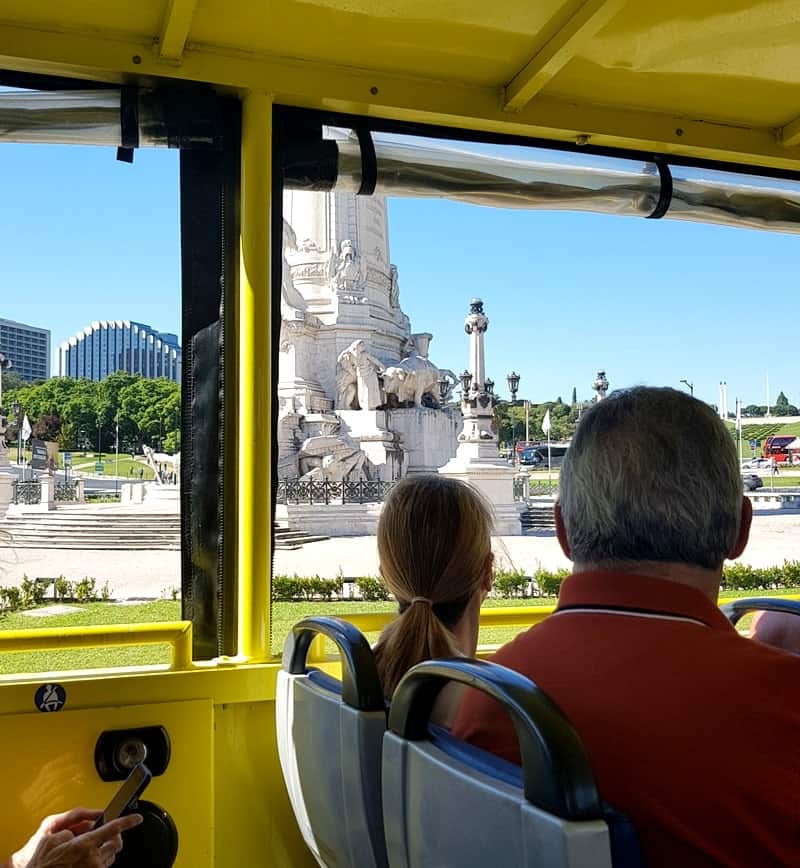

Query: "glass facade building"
<box><xmin>0</xmin><ymin>317</ymin><xmax>51</xmax><ymax>382</ymax></box>
<box><xmin>59</xmin><ymin>321</ymin><xmax>181</xmax><ymax>383</ymax></box>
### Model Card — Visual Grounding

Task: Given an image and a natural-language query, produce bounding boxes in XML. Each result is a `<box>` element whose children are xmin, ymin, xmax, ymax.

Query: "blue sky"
<box><xmin>1</xmin><ymin>140</ymin><xmax>797</xmax><ymax>408</ymax></box>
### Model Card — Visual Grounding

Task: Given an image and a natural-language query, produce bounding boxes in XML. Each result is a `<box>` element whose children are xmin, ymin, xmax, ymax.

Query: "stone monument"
<box><xmin>438</xmin><ymin>299</ymin><xmax>524</xmax><ymax>534</ymax></box>
<box><xmin>278</xmin><ymin>189</ymin><xmax>461</xmax><ymax>482</ymax></box>
<box><xmin>592</xmin><ymin>370</ymin><xmax>609</xmax><ymax>402</ymax></box>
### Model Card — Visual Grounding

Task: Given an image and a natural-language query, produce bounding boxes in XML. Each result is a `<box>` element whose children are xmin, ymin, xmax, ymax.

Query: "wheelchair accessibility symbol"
<box><xmin>35</xmin><ymin>683</ymin><xmax>66</xmax><ymax>713</ymax></box>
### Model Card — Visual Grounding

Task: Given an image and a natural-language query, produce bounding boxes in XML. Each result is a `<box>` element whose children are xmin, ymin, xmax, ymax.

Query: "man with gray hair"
<box><xmin>453</xmin><ymin>387</ymin><xmax>800</xmax><ymax>867</ymax></box>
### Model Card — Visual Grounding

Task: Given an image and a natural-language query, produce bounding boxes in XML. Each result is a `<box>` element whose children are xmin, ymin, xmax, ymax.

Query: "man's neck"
<box><xmin>571</xmin><ymin>560</ymin><xmax>723</xmax><ymax>603</ymax></box>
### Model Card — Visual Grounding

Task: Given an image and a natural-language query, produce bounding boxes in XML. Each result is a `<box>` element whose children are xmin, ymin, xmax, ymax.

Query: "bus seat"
<box><xmin>276</xmin><ymin>616</ymin><xmax>388</xmax><ymax>868</ymax></box>
<box><xmin>382</xmin><ymin>659</ymin><xmax>641</xmax><ymax>868</ymax></box>
<box><xmin>720</xmin><ymin>596</ymin><xmax>800</xmax><ymax>625</ymax></box>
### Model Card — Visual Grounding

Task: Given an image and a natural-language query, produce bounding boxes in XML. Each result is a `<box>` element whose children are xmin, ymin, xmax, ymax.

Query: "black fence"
<box><xmin>277</xmin><ymin>478</ymin><xmax>395</xmax><ymax>505</ymax></box>
<box><xmin>11</xmin><ymin>481</ymin><xmax>41</xmax><ymax>505</ymax></box>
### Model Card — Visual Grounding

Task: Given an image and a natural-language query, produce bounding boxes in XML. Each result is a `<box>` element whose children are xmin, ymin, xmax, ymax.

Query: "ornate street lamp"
<box><xmin>507</xmin><ymin>371</ymin><xmax>520</xmax><ymax>403</ymax></box>
<box><xmin>437</xmin><ymin>374</ymin><xmax>450</xmax><ymax>404</ymax></box>
<box><xmin>459</xmin><ymin>369</ymin><xmax>473</xmax><ymax>395</ymax></box>
<box><xmin>484</xmin><ymin>378</ymin><xmax>494</xmax><ymax>395</ymax></box>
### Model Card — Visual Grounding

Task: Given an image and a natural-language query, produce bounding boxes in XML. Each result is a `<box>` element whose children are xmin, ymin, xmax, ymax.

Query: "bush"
<box><xmin>535</xmin><ymin>568</ymin><xmax>570</xmax><ymax>598</ymax></box>
<box><xmin>493</xmin><ymin>569</ymin><xmax>529</xmax><ymax>599</ymax></box>
<box><xmin>74</xmin><ymin>577</ymin><xmax>97</xmax><ymax>603</ymax></box>
<box><xmin>356</xmin><ymin>576</ymin><xmax>390</xmax><ymax>602</ymax></box>
<box><xmin>272</xmin><ymin>575</ymin><xmax>344</xmax><ymax>602</ymax></box>
<box><xmin>19</xmin><ymin>576</ymin><xmax>46</xmax><ymax>609</ymax></box>
<box><xmin>100</xmin><ymin>581</ymin><xmax>113</xmax><ymax>602</ymax></box>
<box><xmin>55</xmin><ymin>576</ymin><xmax>73</xmax><ymax>601</ymax></box>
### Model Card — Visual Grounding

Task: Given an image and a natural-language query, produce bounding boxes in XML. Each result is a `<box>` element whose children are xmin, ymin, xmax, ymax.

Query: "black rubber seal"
<box><xmin>283</xmin><ymin>616</ymin><xmax>385</xmax><ymax>712</ymax></box>
<box><xmin>646</xmin><ymin>159</ymin><xmax>673</xmax><ymax>219</ymax></box>
<box><xmin>116</xmin><ymin>85</ymin><xmax>139</xmax><ymax>164</ymax></box>
<box><xmin>357</xmin><ymin>127</ymin><xmax>377</xmax><ymax>196</ymax></box>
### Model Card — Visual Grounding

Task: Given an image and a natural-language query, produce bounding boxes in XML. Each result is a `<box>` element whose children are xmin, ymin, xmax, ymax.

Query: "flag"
<box><xmin>542</xmin><ymin>408</ymin><xmax>552</xmax><ymax>435</ymax></box>
<box><xmin>21</xmin><ymin>414</ymin><xmax>32</xmax><ymax>442</ymax></box>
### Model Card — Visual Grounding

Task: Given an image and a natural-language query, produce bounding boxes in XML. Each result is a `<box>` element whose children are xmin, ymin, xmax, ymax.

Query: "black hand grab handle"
<box><xmin>720</xmin><ymin>597</ymin><xmax>800</xmax><ymax>626</ymax></box>
<box><xmin>388</xmin><ymin>657</ymin><xmax>604</xmax><ymax>821</ymax></box>
<box><xmin>282</xmin><ymin>616</ymin><xmax>385</xmax><ymax>713</ymax></box>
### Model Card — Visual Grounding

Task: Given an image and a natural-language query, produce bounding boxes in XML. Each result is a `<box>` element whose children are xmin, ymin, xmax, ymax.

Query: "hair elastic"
<box><xmin>410</xmin><ymin>596</ymin><xmax>433</xmax><ymax>606</ymax></box>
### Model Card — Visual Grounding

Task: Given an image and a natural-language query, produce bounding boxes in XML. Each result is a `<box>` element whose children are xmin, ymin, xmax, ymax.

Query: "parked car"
<box><xmin>741</xmin><ymin>458</ymin><xmax>771</xmax><ymax>470</ymax></box>
<box><xmin>741</xmin><ymin>472</ymin><xmax>763</xmax><ymax>491</ymax></box>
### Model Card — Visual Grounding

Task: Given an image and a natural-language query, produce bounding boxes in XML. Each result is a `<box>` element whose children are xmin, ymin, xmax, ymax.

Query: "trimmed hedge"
<box><xmin>271</xmin><ymin>562</ymin><xmax>800</xmax><ymax>604</ymax></box>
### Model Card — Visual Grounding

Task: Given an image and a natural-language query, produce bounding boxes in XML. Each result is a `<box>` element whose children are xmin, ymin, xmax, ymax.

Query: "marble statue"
<box><xmin>333</xmin><ymin>239</ymin><xmax>364</xmax><ymax>291</ymax></box>
<box><xmin>389</xmin><ymin>264</ymin><xmax>400</xmax><ymax>308</ymax></box>
<box><xmin>298</xmin><ymin>433</ymin><xmax>371</xmax><ymax>482</ymax></box>
<box><xmin>592</xmin><ymin>370</ymin><xmax>609</xmax><ymax>402</ymax></box>
<box><xmin>382</xmin><ymin>334</ymin><xmax>446</xmax><ymax>408</ymax></box>
<box><xmin>281</xmin><ymin>220</ymin><xmax>308</xmax><ymax>318</ymax></box>
<box><xmin>336</xmin><ymin>339</ymin><xmax>384</xmax><ymax>410</ymax></box>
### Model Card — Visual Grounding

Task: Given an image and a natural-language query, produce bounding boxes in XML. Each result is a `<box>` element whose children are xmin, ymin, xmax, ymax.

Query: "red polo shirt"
<box><xmin>452</xmin><ymin>572</ymin><xmax>800</xmax><ymax>867</ymax></box>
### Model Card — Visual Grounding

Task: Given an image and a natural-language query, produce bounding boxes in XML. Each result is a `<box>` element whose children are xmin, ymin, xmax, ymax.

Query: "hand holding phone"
<box><xmin>93</xmin><ymin>763</ymin><xmax>152</xmax><ymax>829</ymax></box>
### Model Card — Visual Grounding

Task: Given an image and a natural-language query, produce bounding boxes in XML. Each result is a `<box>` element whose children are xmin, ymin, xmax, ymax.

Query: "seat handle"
<box><xmin>282</xmin><ymin>616</ymin><xmax>385</xmax><ymax>712</ymax></box>
<box><xmin>389</xmin><ymin>657</ymin><xmax>604</xmax><ymax>820</ymax></box>
<box><xmin>720</xmin><ymin>596</ymin><xmax>800</xmax><ymax>626</ymax></box>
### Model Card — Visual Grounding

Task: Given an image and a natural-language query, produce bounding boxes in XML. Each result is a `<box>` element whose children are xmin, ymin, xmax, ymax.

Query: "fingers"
<box><xmin>98</xmin><ymin>836</ymin><xmax>124</xmax><ymax>866</ymax></box>
<box><xmin>81</xmin><ymin>813</ymin><xmax>143</xmax><ymax>846</ymax></box>
<box><xmin>43</xmin><ymin>807</ymin><xmax>102</xmax><ymax>833</ymax></box>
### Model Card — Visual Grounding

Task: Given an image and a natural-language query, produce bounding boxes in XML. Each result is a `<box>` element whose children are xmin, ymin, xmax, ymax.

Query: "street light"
<box><xmin>680</xmin><ymin>379</ymin><xmax>694</xmax><ymax>396</ymax></box>
<box><xmin>437</xmin><ymin>374</ymin><xmax>450</xmax><ymax>405</ymax></box>
<box><xmin>505</xmin><ymin>372</ymin><xmax>522</xmax><ymax>460</ymax></box>
<box><xmin>459</xmin><ymin>369</ymin><xmax>473</xmax><ymax>395</ymax></box>
<box><xmin>507</xmin><ymin>371</ymin><xmax>520</xmax><ymax>404</ymax></box>
<box><xmin>11</xmin><ymin>400</ymin><xmax>20</xmax><ymax>465</ymax></box>
<box><xmin>484</xmin><ymin>378</ymin><xmax>495</xmax><ymax>395</ymax></box>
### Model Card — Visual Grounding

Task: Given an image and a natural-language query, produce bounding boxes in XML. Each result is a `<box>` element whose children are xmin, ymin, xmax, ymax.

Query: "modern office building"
<box><xmin>59</xmin><ymin>321</ymin><xmax>181</xmax><ymax>383</ymax></box>
<box><xmin>0</xmin><ymin>317</ymin><xmax>51</xmax><ymax>382</ymax></box>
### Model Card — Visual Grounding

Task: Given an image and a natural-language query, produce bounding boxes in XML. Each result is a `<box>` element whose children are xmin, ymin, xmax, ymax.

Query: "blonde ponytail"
<box><xmin>373</xmin><ymin>474</ymin><xmax>493</xmax><ymax>697</ymax></box>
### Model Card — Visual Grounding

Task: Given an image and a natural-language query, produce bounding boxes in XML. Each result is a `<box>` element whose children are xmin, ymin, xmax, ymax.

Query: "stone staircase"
<box><xmin>520</xmin><ymin>500</ymin><xmax>556</xmax><ymax>531</ymax></box>
<box><xmin>274</xmin><ymin>522</ymin><xmax>329</xmax><ymax>550</ymax></box>
<box><xmin>1</xmin><ymin>506</ymin><xmax>181</xmax><ymax>550</ymax></box>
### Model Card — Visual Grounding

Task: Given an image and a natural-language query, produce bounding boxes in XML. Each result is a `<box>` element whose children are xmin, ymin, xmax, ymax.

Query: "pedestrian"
<box><xmin>139</xmin><ymin>468</ymin><xmax>144</xmax><ymax>480</ymax></box>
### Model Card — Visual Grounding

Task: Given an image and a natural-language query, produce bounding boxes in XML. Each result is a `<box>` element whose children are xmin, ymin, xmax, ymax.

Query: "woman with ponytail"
<box><xmin>373</xmin><ymin>474</ymin><xmax>494</xmax><ymax>720</ymax></box>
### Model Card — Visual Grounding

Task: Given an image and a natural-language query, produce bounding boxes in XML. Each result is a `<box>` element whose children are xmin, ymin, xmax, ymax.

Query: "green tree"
<box><xmin>571</xmin><ymin>387</ymin><xmax>577</xmax><ymax>407</ymax></box>
<box><xmin>32</xmin><ymin>413</ymin><xmax>62</xmax><ymax>442</ymax></box>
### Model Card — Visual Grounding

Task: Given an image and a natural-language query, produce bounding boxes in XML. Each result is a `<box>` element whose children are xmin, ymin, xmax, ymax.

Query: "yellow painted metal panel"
<box><xmin>238</xmin><ymin>92</ymin><xmax>273</xmax><ymax>662</ymax></box>
<box><xmin>214</xmin><ymin>701</ymin><xmax>316</xmax><ymax>867</ymax></box>
<box><xmin>0</xmin><ymin>699</ymin><xmax>214</xmax><ymax>867</ymax></box>
<box><xmin>1</xmin><ymin>21</ymin><xmax>798</xmax><ymax>174</ymax></box>
<box><xmin>0</xmin><ymin>0</ymin><xmax>163</xmax><ymax>39</ymax></box>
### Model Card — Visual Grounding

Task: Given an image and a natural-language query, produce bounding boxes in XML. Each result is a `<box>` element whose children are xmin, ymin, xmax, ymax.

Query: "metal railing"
<box><xmin>11</xmin><ymin>481</ymin><xmax>41</xmax><ymax>505</ymax></box>
<box><xmin>0</xmin><ymin>621</ymin><xmax>194</xmax><ymax>670</ymax></box>
<box><xmin>277</xmin><ymin>478</ymin><xmax>395</xmax><ymax>505</ymax></box>
<box><xmin>55</xmin><ymin>481</ymin><xmax>79</xmax><ymax>502</ymax></box>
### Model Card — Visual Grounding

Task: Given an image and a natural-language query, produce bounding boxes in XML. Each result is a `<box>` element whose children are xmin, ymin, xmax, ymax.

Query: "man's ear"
<box><xmin>554</xmin><ymin>503</ymin><xmax>573</xmax><ymax>560</ymax></box>
<box><xmin>728</xmin><ymin>496</ymin><xmax>752</xmax><ymax>560</ymax></box>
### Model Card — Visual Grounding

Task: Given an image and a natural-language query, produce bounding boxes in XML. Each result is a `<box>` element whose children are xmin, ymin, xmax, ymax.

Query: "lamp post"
<box><xmin>680</xmin><ymin>379</ymin><xmax>694</xmax><ymax>397</ymax></box>
<box><xmin>11</xmin><ymin>400</ymin><xmax>21</xmax><ymax>465</ymax></box>
<box><xmin>459</xmin><ymin>369</ymin><xmax>473</xmax><ymax>396</ymax></box>
<box><xmin>437</xmin><ymin>374</ymin><xmax>450</xmax><ymax>406</ymax></box>
<box><xmin>506</xmin><ymin>372</ymin><xmax>521</xmax><ymax>460</ymax></box>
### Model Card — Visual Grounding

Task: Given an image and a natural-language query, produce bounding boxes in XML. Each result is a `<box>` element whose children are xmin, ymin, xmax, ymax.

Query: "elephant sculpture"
<box><xmin>382</xmin><ymin>355</ymin><xmax>441</xmax><ymax>407</ymax></box>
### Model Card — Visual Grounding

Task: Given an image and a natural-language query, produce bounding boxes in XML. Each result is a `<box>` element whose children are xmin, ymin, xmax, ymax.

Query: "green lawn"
<box><xmin>0</xmin><ymin>601</ymin><xmax>179</xmax><ymax>674</ymax></box>
<box><xmin>1</xmin><ymin>591</ymin><xmax>796</xmax><ymax>675</ymax></box>
<box><xmin>9</xmin><ymin>449</ymin><xmax>157</xmax><ymax>479</ymax></box>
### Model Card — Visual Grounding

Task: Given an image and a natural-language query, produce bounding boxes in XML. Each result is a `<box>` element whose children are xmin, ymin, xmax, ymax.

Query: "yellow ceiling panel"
<box><xmin>544</xmin><ymin>0</ymin><xmax>800</xmax><ymax>127</ymax></box>
<box><xmin>0</xmin><ymin>0</ymin><xmax>163</xmax><ymax>40</ymax></box>
<box><xmin>187</xmin><ymin>0</ymin><xmax>580</xmax><ymax>87</ymax></box>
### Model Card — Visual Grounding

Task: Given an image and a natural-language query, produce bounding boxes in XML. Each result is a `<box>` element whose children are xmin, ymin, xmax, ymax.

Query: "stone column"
<box><xmin>439</xmin><ymin>298</ymin><xmax>524</xmax><ymax>534</ymax></box>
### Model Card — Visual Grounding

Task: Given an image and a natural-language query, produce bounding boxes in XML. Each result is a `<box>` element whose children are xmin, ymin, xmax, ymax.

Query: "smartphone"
<box><xmin>94</xmin><ymin>763</ymin><xmax>152</xmax><ymax>828</ymax></box>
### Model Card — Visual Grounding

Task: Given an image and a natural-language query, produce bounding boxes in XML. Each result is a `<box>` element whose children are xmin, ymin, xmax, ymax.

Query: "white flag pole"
<box><xmin>736</xmin><ymin>398</ymin><xmax>743</xmax><ymax>466</ymax></box>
